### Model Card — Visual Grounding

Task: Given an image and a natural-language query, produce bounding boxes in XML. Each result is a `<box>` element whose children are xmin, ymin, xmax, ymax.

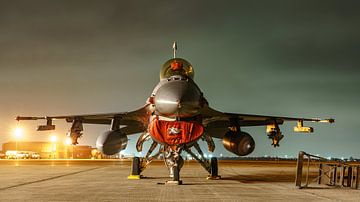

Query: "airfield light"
<box><xmin>65</xmin><ymin>137</ymin><xmax>72</xmax><ymax>145</ymax></box>
<box><xmin>49</xmin><ymin>134</ymin><xmax>57</xmax><ymax>159</ymax></box>
<box><xmin>14</xmin><ymin>127</ymin><xmax>24</xmax><ymax>139</ymax></box>
<box><xmin>64</xmin><ymin>137</ymin><xmax>72</xmax><ymax>159</ymax></box>
<box><xmin>13</xmin><ymin>127</ymin><xmax>24</xmax><ymax>156</ymax></box>
<box><xmin>50</xmin><ymin>135</ymin><xmax>57</xmax><ymax>143</ymax></box>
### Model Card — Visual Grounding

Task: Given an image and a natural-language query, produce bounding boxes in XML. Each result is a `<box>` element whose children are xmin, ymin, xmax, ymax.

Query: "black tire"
<box><xmin>210</xmin><ymin>157</ymin><xmax>218</xmax><ymax>177</ymax></box>
<box><xmin>178</xmin><ymin>156</ymin><xmax>184</xmax><ymax>169</ymax></box>
<box><xmin>173</xmin><ymin>166</ymin><xmax>180</xmax><ymax>181</ymax></box>
<box><xmin>131</xmin><ymin>157</ymin><xmax>141</xmax><ymax>175</ymax></box>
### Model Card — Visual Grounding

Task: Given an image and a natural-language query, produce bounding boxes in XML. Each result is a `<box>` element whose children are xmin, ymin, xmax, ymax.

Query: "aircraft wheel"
<box><xmin>178</xmin><ymin>156</ymin><xmax>184</xmax><ymax>169</ymax></box>
<box><xmin>210</xmin><ymin>157</ymin><xmax>218</xmax><ymax>177</ymax></box>
<box><xmin>131</xmin><ymin>156</ymin><xmax>141</xmax><ymax>175</ymax></box>
<box><xmin>173</xmin><ymin>166</ymin><xmax>180</xmax><ymax>181</ymax></box>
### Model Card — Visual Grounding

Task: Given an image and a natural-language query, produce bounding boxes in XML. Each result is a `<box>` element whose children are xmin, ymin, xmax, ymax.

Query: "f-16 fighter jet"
<box><xmin>16</xmin><ymin>42</ymin><xmax>334</xmax><ymax>184</ymax></box>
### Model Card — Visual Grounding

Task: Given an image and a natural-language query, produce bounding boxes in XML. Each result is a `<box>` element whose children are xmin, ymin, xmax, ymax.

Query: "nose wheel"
<box><xmin>164</xmin><ymin>147</ymin><xmax>183</xmax><ymax>185</ymax></box>
<box><xmin>166</xmin><ymin>164</ymin><xmax>182</xmax><ymax>185</ymax></box>
<box><xmin>173</xmin><ymin>166</ymin><xmax>180</xmax><ymax>181</ymax></box>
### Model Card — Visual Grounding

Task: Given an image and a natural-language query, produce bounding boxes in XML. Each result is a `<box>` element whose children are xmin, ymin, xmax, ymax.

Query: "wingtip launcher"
<box><xmin>294</xmin><ymin>118</ymin><xmax>334</xmax><ymax>133</ymax></box>
<box><xmin>319</xmin><ymin>118</ymin><xmax>335</xmax><ymax>123</ymax></box>
<box><xmin>294</xmin><ymin>120</ymin><xmax>313</xmax><ymax>133</ymax></box>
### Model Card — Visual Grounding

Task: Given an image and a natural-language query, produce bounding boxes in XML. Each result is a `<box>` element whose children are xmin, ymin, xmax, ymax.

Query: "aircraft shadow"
<box><xmin>298</xmin><ymin>186</ymin><xmax>338</xmax><ymax>190</ymax></box>
<box><xmin>221</xmin><ymin>174</ymin><xmax>296</xmax><ymax>183</ymax></box>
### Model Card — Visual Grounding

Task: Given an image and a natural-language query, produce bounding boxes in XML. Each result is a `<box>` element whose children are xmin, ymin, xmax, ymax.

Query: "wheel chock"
<box><xmin>165</xmin><ymin>180</ymin><xmax>182</xmax><ymax>185</ymax></box>
<box><xmin>206</xmin><ymin>175</ymin><xmax>221</xmax><ymax>180</ymax></box>
<box><xmin>127</xmin><ymin>175</ymin><xmax>142</xmax><ymax>180</ymax></box>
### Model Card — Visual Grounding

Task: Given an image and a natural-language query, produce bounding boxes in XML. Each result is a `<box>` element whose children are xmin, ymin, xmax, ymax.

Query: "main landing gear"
<box><xmin>208</xmin><ymin>157</ymin><xmax>220</xmax><ymax>180</ymax></box>
<box><xmin>128</xmin><ymin>134</ymin><xmax>163</xmax><ymax>180</ymax></box>
<box><xmin>184</xmin><ymin>142</ymin><xmax>221</xmax><ymax>180</ymax></box>
<box><xmin>129</xmin><ymin>132</ymin><xmax>221</xmax><ymax>184</ymax></box>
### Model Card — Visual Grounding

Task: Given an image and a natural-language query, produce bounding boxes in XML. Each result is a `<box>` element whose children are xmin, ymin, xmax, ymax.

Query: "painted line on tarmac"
<box><xmin>0</xmin><ymin>167</ymin><xmax>102</xmax><ymax>191</ymax></box>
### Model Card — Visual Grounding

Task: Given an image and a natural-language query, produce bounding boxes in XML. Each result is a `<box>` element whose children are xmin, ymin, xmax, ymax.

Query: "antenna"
<box><xmin>172</xmin><ymin>41</ymin><xmax>177</xmax><ymax>58</ymax></box>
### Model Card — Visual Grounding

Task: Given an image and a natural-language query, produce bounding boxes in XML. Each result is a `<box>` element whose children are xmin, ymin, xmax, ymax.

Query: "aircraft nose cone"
<box><xmin>154</xmin><ymin>78</ymin><xmax>202</xmax><ymax>117</ymax></box>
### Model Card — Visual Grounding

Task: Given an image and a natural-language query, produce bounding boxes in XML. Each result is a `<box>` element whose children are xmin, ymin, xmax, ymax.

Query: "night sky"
<box><xmin>1</xmin><ymin>0</ymin><xmax>359</xmax><ymax>158</ymax></box>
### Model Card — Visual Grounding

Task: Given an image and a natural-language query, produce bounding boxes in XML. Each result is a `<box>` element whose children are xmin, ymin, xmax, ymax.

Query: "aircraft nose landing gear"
<box><xmin>164</xmin><ymin>147</ymin><xmax>184</xmax><ymax>185</ymax></box>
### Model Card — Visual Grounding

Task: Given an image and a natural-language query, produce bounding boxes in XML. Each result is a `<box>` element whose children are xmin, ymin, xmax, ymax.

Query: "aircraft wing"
<box><xmin>201</xmin><ymin>107</ymin><xmax>334</xmax><ymax>145</ymax></box>
<box><xmin>16</xmin><ymin>104</ymin><xmax>151</xmax><ymax>126</ymax></box>
<box><xmin>15</xmin><ymin>104</ymin><xmax>153</xmax><ymax>144</ymax></box>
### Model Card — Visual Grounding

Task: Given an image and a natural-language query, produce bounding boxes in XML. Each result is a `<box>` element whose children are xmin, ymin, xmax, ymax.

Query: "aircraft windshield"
<box><xmin>160</xmin><ymin>58</ymin><xmax>194</xmax><ymax>80</ymax></box>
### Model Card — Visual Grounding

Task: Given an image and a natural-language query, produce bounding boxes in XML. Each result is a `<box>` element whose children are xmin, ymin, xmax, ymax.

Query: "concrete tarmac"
<box><xmin>0</xmin><ymin>159</ymin><xmax>358</xmax><ymax>201</ymax></box>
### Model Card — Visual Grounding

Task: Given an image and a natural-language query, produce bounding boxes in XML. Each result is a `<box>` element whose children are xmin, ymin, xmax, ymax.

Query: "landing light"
<box><xmin>155</xmin><ymin>99</ymin><xmax>179</xmax><ymax>105</ymax></box>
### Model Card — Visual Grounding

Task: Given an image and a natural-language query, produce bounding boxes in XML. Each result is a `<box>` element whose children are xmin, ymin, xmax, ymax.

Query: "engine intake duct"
<box><xmin>223</xmin><ymin>131</ymin><xmax>255</xmax><ymax>156</ymax></box>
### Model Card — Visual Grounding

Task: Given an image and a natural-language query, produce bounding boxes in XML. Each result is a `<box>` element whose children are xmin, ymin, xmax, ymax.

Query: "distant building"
<box><xmin>2</xmin><ymin>141</ymin><xmax>92</xmax><ymax>159</ymax></box>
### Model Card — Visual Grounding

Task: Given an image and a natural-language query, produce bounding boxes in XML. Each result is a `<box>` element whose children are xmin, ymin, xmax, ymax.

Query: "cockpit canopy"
<box><xmin>160</xmin><ymin>58</ymin><xmax>194</xmax><ymax>80</ymax></box>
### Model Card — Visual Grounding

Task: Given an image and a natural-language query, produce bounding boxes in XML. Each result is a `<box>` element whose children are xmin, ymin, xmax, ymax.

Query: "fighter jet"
<box><xmin>16</xmin><ymin>42</ymin><xmax>334</xmax><ymax>184</ymax></box>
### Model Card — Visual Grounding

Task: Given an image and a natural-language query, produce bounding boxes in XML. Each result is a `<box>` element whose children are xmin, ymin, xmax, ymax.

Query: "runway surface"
<box><xmin>0</xmin><ymin>159</ymin><xmax>358</xmax><ymax>201</ymax></box>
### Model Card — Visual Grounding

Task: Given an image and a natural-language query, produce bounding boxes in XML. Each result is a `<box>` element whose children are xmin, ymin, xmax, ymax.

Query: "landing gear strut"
<box><xmin>129</xmin><ymin>134</ymin><xmax>163</xmax><ymax>180</ymax></box>
<box><xmin>130</xmin><ymin>131</ymin><xmax>221</xmax><ymax>184</ymax></box>
<box><xmin>184</xmin><ymin>142</ymin><xmax>221</xmax><ymax>180</ymax></box>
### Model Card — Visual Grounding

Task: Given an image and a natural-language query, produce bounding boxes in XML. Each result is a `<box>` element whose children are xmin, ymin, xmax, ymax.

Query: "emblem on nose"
<box><xmin>168</xmin><ymin>127</ymin><xmax>181</xmax><ymax>135</ymax></box>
